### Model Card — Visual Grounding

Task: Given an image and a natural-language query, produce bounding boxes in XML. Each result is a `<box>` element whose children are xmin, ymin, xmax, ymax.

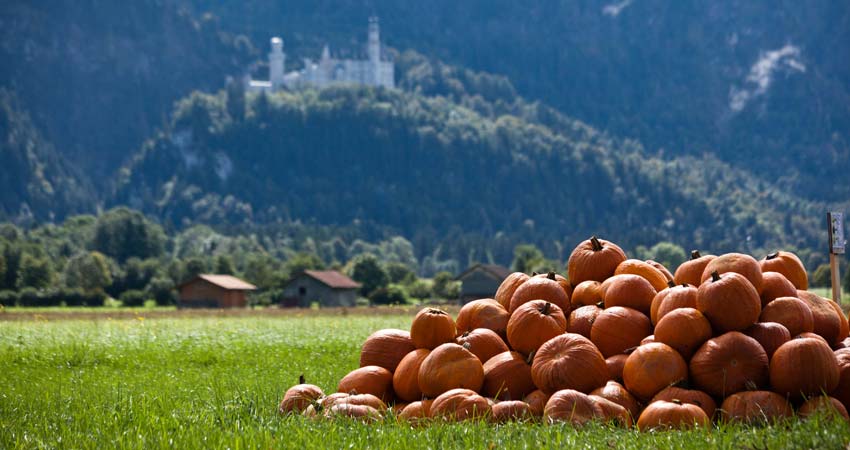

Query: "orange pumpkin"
<box><xmin>769</xmin><ymin>337</ymin><xmax>839</xmax><ymax>399</ymax></box>
<box><xmin>456</xmin><ymin>328</ymin><xmax>509</xmax><ymax>364</ymax></box>
<box><xmin>797</xmin><ymin>290</ymin><xmax>843</xmax><ymax>346</ymax></box>
<box><xmin>696</xmin><ymin>271</ymin><xmax>761</xmax><ymax>333</ymax></box>
<box><xmin>654</xmin><ymin>307</ymin><xmax>712</xmax><ymax>360</ymax></box>
<box><xmin>533</xmin><ymin>271</ymin><xmax>573</xmax><ymax>300</ymax></box>
<box><xmin>359</xmin><ymin>329</ymin><xmax>416</xmax><ymax>372</ymax></box>
<box><xmin>829</xmin><ymin>299</ymin><xmax>850</xmax><ymax>344</ymax></box>
<box><xmin>614</xmin><ymin>259</ymin><xmax>669</xmax><ymax>292</ymax></box>
<box><xmin>567</xmin><ymin>236</ymin><xmax>627</xmax><ymax>286</ymax></box>
<box><xmin>799</xmin><ymin>396</ymin><xmax>850</xmax><ymax>421</ymax></box>
<box><xmin>651</xmin><ymin>386</ymin><xmax>716</xmax><ymax>418</ymax></box>
<box><xmin>326</xmin><ymin>403</ymin><xmax>381</xmax><ymax>421</ymax></box>
<box><xmin>605</xmin><ymin>354</ymin><xmax>628</xmax><ymax>383</ymax></box>
<box><xmin>591</xmin><ymin>395</ymin><xmax>632</xmax><ymax>427</ymax></box>
<box><xmin>640</xmin><ymin>335</ymin><xmax>656</xmax><ymax>345</ymax></box>
<box><xmin>398</xmin><ymin>399</ymin><xmax>433</xmax><ymax>424</ymax></box>
<box><xmin>531</xmin><ymin>333</ymin><xmax>607</xmax><ymax>394</ymax></box>
<box><xmin>491</xmin><ymin>400</ymin><xmax>534</xmax><ymax>423</ymax></box>
<box><xmin>759</xmin><ymin>272</ymin><xmax>798</xmax><ymax>307</ymax></box>
<box><xmin>523</xmin><ymin>390</ymin><xmax>550</xmax><ymax>417</ymax></box>
<box><xmin>506</xmin><ymin>300</ymin><xmax>567</xmax><ymax>355</ymax></box>
<box><xmin>759</xmin><ymin>296</ymin><xmax>814</xmax><ymax>336</ymax></box>
<box><xmin>650</xmin><ymin>283</ymin><xmax>698</xmax><ymax>325</ymax></box>
<box><xmin>279</xmin><ymin>382</ymin><xmax>325</xmax><ymax>414</ymax></box>
<box><xmin>331</xmin><ymin>393</ymin><xmax>388</xmax><ymax>411</ymax></box>
<box><xmin>636</xmin><ymin>400</ymin><xmax>709</xmax><ymax>430</ymax></box>
<box><xmin>590</xmin><ymin>381</ymin><xmax>641</xmax><ymax>420</ymax></box>
<box><xmin>567</xmin><ymin>304</ymin><xmax>602</xmax><ymax>339</ymax></box>
<box><xmin>543</xmin><ymin>389</ymin><xmax>601</xmax><ymax>426</ymax></box>
<box><xmin>700</xmin><ymin>253</ymin><xmax>764</xmax><ymax>294</ymax></box>
<box><xmin>392</xmin><ymin>349</ymin><xmax>431</xmax><ymax>402</ymax></box>
<box><xmin>494</xmin><ymin>272</ymin><xmax>530</xmax><ymax>310</ymax></box>
<box><xmin>429</xmin><ymin>388</ymin><xmax>491</xmax><ymax>421</ymax></box>
<box><xmin>623</xmin><ymin>342</ymin><xmax>688</xmax><ymax>401</ymax></box>
<box><xmin>673</xmin><ymin>250</ymin><xmax>716</xmax><ymax>287</ymax></box>
<box><xmin>337</xmin><ymin>365</ymin><xmax>394</xmax><ymax>403</ymax></box>
<box><xmin>646</xmin><ymin>259</ymin><xmax>674</xmax><ymax>283</ymax></box>
<box><xmin>744</xmin><ymin>322</ymin><xmax>790</xmax><ymax>359</ymax></box>
<box><xmin>832</xmin><ymin>348</ymin><xmax>850</xmax><ymax>414</ymax></box>
<box><xmin>410</xmin><ymin>308</ymin><xmax>456</xmax><ymax>350</ymax></box>
<box><xmin>689</xmin><ymin>331</ymin><xmax>768</xmax><ymax>398</ymax></box>
<box><xmin>455</xmin><ymin>299</ymin><xmax>510</xmax><ymax>338</ymax></box>
<box><xmin>600</xmin><ymin>274</ymin><xmax>657</xmax><ymax>315</ymax></box>
<box><xmin>418</xmin><ymin>343</ymin><xmax>484</xmax><ymax>398</ymax></box>
<box><xmin>509</xmin><ymin>274</ymin><xmax>570</xmax><ymax>313</ymax></box>
<box><xmin>760</xmin><ymin>251</ymin><xmax>808</xmax><ymax>290</ymax></box>
<box><xmin>590</xmin><ymin>306</ymin><xmax>652</xmax><ymax>357</ymax></box>
<box><xmin>571</xmin><ymin>280</ymin><xmax>603</xmax><ymax>308</ymax></box>
<box><xmin>481</xmin><ymin>351</ymin><xmax>536</xmax><ymax>401</ymax></box>
<box><xmin>718</xmin><ymin>391</ymin><xmax>793</xmax><ymax>424</ymax></box>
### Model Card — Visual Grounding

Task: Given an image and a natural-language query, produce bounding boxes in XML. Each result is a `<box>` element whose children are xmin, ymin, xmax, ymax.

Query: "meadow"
<box><xmin>1</xmin><ymin>310</ymin><xmax>850</xmax><ymax>449</ymax></box>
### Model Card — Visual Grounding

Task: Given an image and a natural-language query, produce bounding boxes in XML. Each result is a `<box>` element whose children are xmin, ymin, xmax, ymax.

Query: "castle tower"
<box><xmin>368</xmin><ymin>17</ymin><xmax>380</xmax><ymax>63</ymax></box>
<box><xmin>269</xmin><ymin>37</ymin><xmax>285</xmax><ymax>89</ymax></box>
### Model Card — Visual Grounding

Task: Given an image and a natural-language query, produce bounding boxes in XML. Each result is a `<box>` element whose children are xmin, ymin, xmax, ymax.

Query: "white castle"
<box><xmin>246</xmin><ymin>17</ymin><xmax>394</xmax><ymax>92</ymax></box>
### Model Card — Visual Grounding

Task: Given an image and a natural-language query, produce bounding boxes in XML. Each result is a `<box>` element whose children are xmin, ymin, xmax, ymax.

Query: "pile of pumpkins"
<box><xmin>279</xmin><ymin>236</ymin><xmax>850</xmax><ymax>429</ymax></box>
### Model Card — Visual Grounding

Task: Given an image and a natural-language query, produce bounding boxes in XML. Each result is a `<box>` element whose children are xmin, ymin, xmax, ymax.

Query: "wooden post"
<box><xmin>831</xmin><ymin>253</ymin><xmax>841</xmax><ymax>304</ymax></box>
<box><xmin>827</xmin><ymin>211</ymin><xmax>845</xmax><ymax>303</ymax></box>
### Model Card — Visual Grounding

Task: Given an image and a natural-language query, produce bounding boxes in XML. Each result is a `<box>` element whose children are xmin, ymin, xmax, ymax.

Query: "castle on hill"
<box><xmin>246</xmin><ymin>17</ymin><xmax>394</xmax><ymax>92</ymax></box>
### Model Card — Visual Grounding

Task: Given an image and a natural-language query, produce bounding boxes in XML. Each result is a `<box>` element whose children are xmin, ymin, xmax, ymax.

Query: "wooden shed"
<box><xmin>281</xmin><ymin>270</ymin><xmax>361</xmax><ymax>307</ymax></box>
<box><xmin>455</xmin><ymin>264</ymin><xmax>512</xmax><ymax>304</ymax></box>
<box><xmin>177</xmin><ymin>274</ymin><xmax>257</xmax><ymax>309</ymax></box>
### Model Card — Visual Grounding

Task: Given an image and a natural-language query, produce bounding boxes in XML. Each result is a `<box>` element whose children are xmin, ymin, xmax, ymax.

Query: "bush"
<box><xmin>812</xmin><ymin>264</ymin><xmax>832</xmax><ymax>288</ymax></box>
<box><xmin>146</xmin><ymin>276</ymin><xmax>175</xmax><ymax>306</ymax></box>
<box><xmin>407</xmin><ymin>279</ymin><xmax>432</xmax><ymax>300</ymax></box>
<box><xmin>120</xmin><ymin>290</ymin><xmax>148</xmax><ymax>307</ymax></box>
<box><xmin>369</xmin><ymin>284</ymin><xmax>410</xmax><ymax>305</ymax></box>
<box><xmin>0</xmin><ymin>289</ymin><xmax>18</xmax><ymax>307</ymax></box>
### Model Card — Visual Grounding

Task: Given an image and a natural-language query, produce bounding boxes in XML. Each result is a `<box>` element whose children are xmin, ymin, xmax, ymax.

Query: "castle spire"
<box><xmin>368</xmin><ymin>16</ymin><xmax>380</xmax><ymax>63</ymax></box>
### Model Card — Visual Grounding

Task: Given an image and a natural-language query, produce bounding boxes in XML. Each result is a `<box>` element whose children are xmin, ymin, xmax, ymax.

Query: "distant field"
<box><xmin>1</xmin><ymin>313</ymin><xmax>850</xmax><ymax>449</ymax></box>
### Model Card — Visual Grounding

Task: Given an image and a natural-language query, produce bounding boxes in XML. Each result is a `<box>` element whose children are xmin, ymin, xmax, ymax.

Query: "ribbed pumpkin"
<box><xmin>410</xmin><ymin>308</ymin><xmax>456</xmax><ymax>350</ymax></box>
<box><xmin>605</xmin><ymin>354</ymin><xmax>628</xmax><ymax>383</ymax></box>
<box><xmin>533</xmin><ymin>271</ymin><xmax>573</xmax><ymax>300</ymax></box>
<box><xmin>673</xmin><ymin>250</ymin><xmax>716</xmax><ymax>287</ymax></box>
<box><xmin>494</xmin><ymin>272</ymin><xmax>530</xmax><ymax>310</ymax></box>
<box><xmin>614</xmin><ymin>259</ymin><xmax>669</xmax><ymax>292</ymax></box>
<box><xmin>429</xmin><ymin>388</ymin><xmax>491</xmax><ymax>421</ymax></box>
<box><xmin>279</xmin><ymin>381</ymin><xmax>325</xmax><ymax>414</ymax></box>
<box><xmin>591</xmin><ymin>306</ymin><xmax>652</xmax><ymax>357</ymax></box>
<box><xmin>591</xmin><ymin>395</ymin><xmax>632</xmax><ymax>427</ymax></box>
<box><xmin>623</xmin><ymin>342</ymin><xmax>688</xmax><ymax>401</ymax></box>
<box><xmin>508</xmin><ymin>273</ymin><xmax>570</xmax><ymax>313</ymax></box>
<box><xmin>531</xmin><ymin>333</ymin><xmax>607</xmax><ymax>394</ymax></box>
<box><xmin>456</xmin><ymin>328</ymin><xmax>509</xmax><ymax>364</ymax></box>
<box><xmin>481</xmin><ymin>351</ymin><xmax>535</xmax><ymax>400</ymax></box>
<box><xmin>654</xmin><ymin>307</ymin><xmax>712</xmax><ymax>360</ymax></box>
<box><xmin>491</xmin><ymin>400</ymin><xmax>534</xmax><ymax>423</ymax></box>
<box><xmin>398</xmin><ymin>399</ymin><xmax>433</xmax><ymax>423</ymax></box>
<box><xmin>759</xmin><ymin>272</ymin><xmax>798</xmax><ymax>307</ymax></box>
<box><xmin>689</xmin><ymin>331</ymin><xmax>768</xmax><ymax>398</ymax></box>
<box><xmin>744</xmin><ymin>322</ymin><xmax>791</xmax><ymax>359</ymax></box>
<box><xmin>392</xmin><ymin>349</ymin><xmax>430</xmax><ymax>402</ymax></box>
<box><xmin>832</xmin><ymin>348</ymin><xmax>850</xmax><ymax>414</ymax></box>
<box><xmin>651</xmin><ymin>386</ymin><xmax>716</xmax><ymax>418</ymax></box>
<box><xmin>455</xmin><ymin>299</ymin><xmax>510</xmax><ymax>338</ymax></box>
<box><xmin>506</xmin><ymin>300</ymin><xmax>566</xmax><ymax>355</ymax></box>
<box><xmin>798</xmin><ymin>396</ymin><xmax>850</xmax><ymax>421</ymax></box>
<box><xmin>696</xmin><ymin>271</ymin><xmax>761</xmax><ymax>333</ymax></box>
<box><xmin>571</xmin><ymin>280</ymin><xmax>603</xmax><ymax>308</ymax></box>
<box><xmin>567</xmin><ymin>304</ymin><xmax>602</xmax><ymax>338</ymax></box>
<box><xmin>650</xmin><ymin>283</ymin><xmax>698</xmax><ymax>325</ymax></box>
<box><xmin>418</xmin><ymin>343</ymin><xmax>484</xmax><ymax>398</ymax></box>
<box><xmin>567</xmin><ymin>236</ymin><xmax>627</xmax><ymax>286</ymax></box>
<box><xmin>700</xmin><ymin>253</ymin><xmax>764</xmax><ymax>294</ymax></box>
<box><xmin>760</xmin><ymin>251</ymin><xmax>808</xmax><ymax>290</ymax></box>
<box><xmin>646</xmin><ymin>259</ymin><xmax>675</xmax><ymax>283</ymax></box>
<box><xmin>590</xmin><ymin>381</ymin><xmax>641</xmax><ymax>420</ymax></box>
<box><xmin>719</xmin><ymin>391</ymin><xmax>793</xmax><ymax>423</ymax></box>
<box><xmin>523</xmin><ymin>390</ymin><xmax>550</xmax><ymax>417</ymax></box>
<box><xmin>769</xmin><ymin>337</ymin><xmax>839</xmax><ymax>399</ymax></box>
<box><xmin>326</xmin><ymin>403</ymin><xmax>381</xmax><ymax>421</ymax></box>
<box><xmin>600</xmin><ymin>274</ymin><xmax>657</xmax><ymax>314</ymax></box>
<box><xmin>330</xmin><ymin>393</ymin><xmax>388</xmax><ymax>411</ymax></box>
<box><xmin>337</xmin><ymin>365</ymin><xmax>394</xmax><ymax>402</ymax></box>
<box><xmin>636</xmin><ymin>400</ymin><xmax>709</xmax><ymax>430</ymax></box>
<box><xmin>797</xmin><ymin>290</ymin><xmax>842</xmax><ymax>346</ymax></box>
<box><xmin>760</xmin><ymin>296</ymin><xmax>814</xmax><ymax>336</ymax></box>
<box><xmin>829</xmin><ymin>300</ymin><xmax>850</xmax><ymax>344</ymax></box>
<box><xmin>543</xmin><ymin>389</ymin><xmax>601</xmax><ymax>426</ymax></box>
<box><xmin>359</xmin><ymin>329</ymin><xmax>416</xmax><ymax>372</ymax></box>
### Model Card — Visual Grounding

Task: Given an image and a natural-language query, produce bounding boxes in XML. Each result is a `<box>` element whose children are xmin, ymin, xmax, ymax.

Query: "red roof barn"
<box><xmin>178</xmin><ymin>274</ymin><xmax>257</xmax><ymax>308</ymax></box>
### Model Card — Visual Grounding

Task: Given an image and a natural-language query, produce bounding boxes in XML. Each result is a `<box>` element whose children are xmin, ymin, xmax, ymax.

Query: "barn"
<box><xmin>281</xmin><ymin>270</ymin><xmax>361</xmax><ymax>307</ymax></box>
<box><xmin>455</xmin><ymin>264</ymin><xmax>512</xmax><ymax>304</ymax></box>
<box><xmin>177</xmin><ymin>274</ymin><xmax>257</xmax><ymax>309</ymax></box>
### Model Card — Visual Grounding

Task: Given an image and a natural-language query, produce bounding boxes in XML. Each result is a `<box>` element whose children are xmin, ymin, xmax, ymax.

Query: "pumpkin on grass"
<box><xmin>591</xmin><ymin>381</ymin><xmax>641</xmax><ymax>420</ymax></box>
<box><xmin>689</xmin><ymin>331</ymin><xmax>769</xmax><ymax>398</ymax></box>
<box><xmin>359</xmin><ymin>329</ymin><xmax>416</xmax><ymax>372</ymax></box>
<box><xmin>491</xmin><ymin>400</ymin><xmax>535</xmax><ymax>423</ymax></box>
<box><xmin>455</xmin><ymin>299</ymin><xmax>509</xmax><ymax>338</ymax></box>
<box><xmin>543</xmin><ymin>389</ymin><xmax>601</xmax><ymax>426</ymax></box>
<box><xmin>798</xmin><ymin>396</ymin><xmax>850</xmax><ymax>421</ymax></box>
<box><xmin>831</xmin><ymin>348</ymin><xmax>850</xmax><ymax>413</ymax></box>
<box><xmin>651</xmin><ymin>386</ymin><xmax>716</xmax><ymax>418</ymax></box>
<box><xmin>410</xmin><ymin>308</ymin><xmax>456</xmax><ymax>350</ymax></box>
<box><xmin>590</xmin><ymin>306</ymin><xmax>652</xmax><ymax>357</ymax></box>
<box><xmin>481</xmin><ymin>351</ymin><xmax>536</xmax><ymax>400</ymax></box>
<box><xmin>623</xmin><ymin>342</ymin><xmax>688</xmax><ymax>401</ymax></box>
<box><xmin>591</xmin><ymin>395</ymin><xmax>632</xmax><ymax>427</ymax></box>
<box><xmin>418</xmin><ymin>343</ymin><xmax>484</xmax><ymax>397</ymax></box>
<box><xmin>338</xmin><ymin>365</ymin><xmax>394</xmax><ymax>403</ymax></box>
<box><xmin>279</xmin><ymin>378</ymin><xmax>325</xmax><ymax>414</ymax></box>
<box><xmin>326</xmin><ymin>403</ymin><xmax>382</xmax><ymax>421</ymax></box>
<box><xmin>637</xmin><ymin>400</ymin><xmax>709</xmax><ymax>430</ymax></box>
<box><xmin>506</xmin><ymin>300</ymin><xmax>566</xmax><ymax>355</ymax></box>
<box><xmin>398</xmin><ymin>400</ymin><xmax>433</xmax><ymax>424</ymax></box>
<box><xmin>531</xmin><ymin>333</ymin><xmax>608</xmax><ymax>394</ymax></box>
<box><xmin>769</xmin><ymin>337</ymin><xmax>839</xmax><ymax>399</ymax></box>
<box><xmin>429</xmin><ymin>388</ymin><xmax>491</xmax><ymax>421</ymax></box>
<box><xmin>392</xmin><ymin>349</ymin><xmax>430</xmax><ymax>402</ymax></box>
<box><xmin>718</xmin><ymin>391</ymin><xmax>793</xmax><ymax>424</ymax></box>
<box><xmin>523</xmin><ymin>390</ymin><xmax>549</xmax><ymax>417</ymax></box>
<box><xmin>567</xmin><ymin>236</ymin><xmax>627</xmax><ymax>286</ymax></box>
<box><xmin>696</xmin><ymin>271</ymin><xmax>761</xmax><ymax>333</ymax></box>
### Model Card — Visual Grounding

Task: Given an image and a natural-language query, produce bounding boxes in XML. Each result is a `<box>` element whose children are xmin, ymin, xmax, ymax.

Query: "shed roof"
<box><xmin>455</xmin><ymin>264</ymin><xmax>513</xmax><ymax>281</ymax></box>
<box><xmin>181</xmin><ymin>274</ymin><xmax>257</xmax><ymax>291</ymax></box>
<box><xmin>301</xmin><ymin>270</ymin><xmax>361</xmax><ymax>289</ymax></box>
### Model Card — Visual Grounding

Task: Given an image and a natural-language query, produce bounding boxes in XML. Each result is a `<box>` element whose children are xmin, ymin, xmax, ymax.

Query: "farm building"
<box><xmin>281</xmin><ymin>270</ymin><xmax>361</xmax><ymax>307</ymax></box>
<box><xmin>177</xmin><ymin>274</ymin><xmax>257</xmax><ymax>308</ymax></box>
<box><xmin>455</xmin><ymin>264</ymin><xmax>512</xmax><ymax>304</ymax></box>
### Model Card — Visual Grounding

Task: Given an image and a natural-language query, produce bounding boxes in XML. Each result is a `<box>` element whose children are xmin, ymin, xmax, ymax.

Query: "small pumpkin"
<box><xmin>646</xmin><ymin>259</ymin><xmax>675</xmax><ymax>283</ymax></box>
<box><xmin>509</xmin><ymin>273</ymin><xmax>570</xmax><ymax>313</ymax></box>
<box><xmin>718</xmin><ymin>391</ymin><xmax>793</xmax><ymax>424</ymax></box>
<box><xmin>798</xmin><ymin>396</ymin><xmax>850</xmax><ymax>421</ymax></box>
<box><xmin>651</xmin><ymin>386</ymin><xmax>716</xmax><ymax>418</ymax></box>
<box><xmin>654</xmin><ymin>307</ymin><xmax>712</xmax><ymax>360</ymax></box>
<box><xmin>623</xmin><ymin>342</ymin><xmax>688</xmax><ymax>401</ymax></box>
<box><xmin>543</xmin><ymin>389</ymin><xmax>601</xmax><ymax>426</ymax></box>
<box><xmin>337</xmin><ymin>365</ymin><xmax>394</xmax><ymax>403</ymax></box>
<box><xmin>636</xmin><ymin>400</ymin><xmax>709</xmax><ymax>430</ymax></box>
<box><xmin>392</xmin><ymin>349</ymin><xmax>431</xmax><ymax>402</ymax></box>
<box><xmin>481</xmin><ymin>351</ymin><xmax>536</xmax><ymax>400</ymax></box>
<box><xmin>700</xmin><ymin>252</ymin><xmax>764</xmax><ymax>294</ymax></box>
<box><xmin>831</xmin><ymin>348</ymin><xmax>850</xmax><ymax>414</ymax></box>
<box><xmin>506</xmin><ymin>300</ymin><xmax>567</xmax><ymax>355</ymax></box>
<box><xmin>494</xmin><ymin>272</ymin><xmax>530</xmax><ymax>310</ymax></box>
<box><xmin>455</xmin><ymin>299</ymin><xmax>510</xmax><ymax>338</ymax></box>
<box><xmin>410</xmin><ymin>308</ymin><xmax>456</xmax><ymax>350</ymax></box>
<box><xmin>759</xmin><ymin>272</ymin><xmax>798</xmax><ymax>308</ymax></box>
<box><xmin>567</xmin><ymin>236</ymin><xmax>627</xmax><ymax>286</ymax></box>
<box><xmin>590</xmin><ymin>381</ymin><xmax>641</xmax><ymax>420</ymax></box>
<box><xmin>332</xmin><ymin>393</ymin><xmax>388</xmax><ymax>411</ymax></box>
<box><xmin>418</xmin><ymin>343</ymin><xmax>484</xmax><ymax>398</ymax></box>
<box><xmin>279</xmin><ymin>379</ymin><xmax>325</xmax><ymax>414</ymax></box>
<box><xmin>769</xmin><ymin>337</ymin><xmax>839</xmax><ymax>399</ymax></box>
<box><xmin>759</xmin><ymin>296</ymin><xmax>814</xmax><ymax>336</ymax></box>
<box><xmin>600</xmin><ymin>274</ymin><xmax>657</xmax><ymax>314</ymax></box>
<box><xmin>696</xmin><ymin>271</ymin><xmax>761</xmax><ymax>333</ymax></box>
<box><xmin>531</xmin><ymin>333</ymin><xmax>608</xmax><ymax>394</ymax></box>
<box><xmin>591</xmin><ymin>395</ymin><xmax>632</xmax><ymax>427</ymax></box>
<box><xmin>491</xmin><ymin>400</ymin><xmax>535</xmax><ymax>423</ymax></box>
<box><xmin>689</xmin><ymin>331</ymin><xmax>769</xmax><ymax>398</ymax></box>
<box><xmin>605</xmin><ymin>354</ymin><xmax>628</xmax><ymax>383</ymax></box>
<box><xmin>760</xmin><ymin>251</ymin><xmax>808</xmax><ymax>290</ymax></box>
<box><xmin>456</xmin><ymin>328</ymin><xmax>509</xmax><ymax>364</ymax></box>
<box><xmin>326</xmin><ymin>403</ymin><xmax>381</xmax><ymax>421</ymax></box>
<box><xmin>650</xmin><ymin>283</ymin><xmax>698</xmax><ymax>325</ymax></box>
<box><xmin>590</xmin><ymin>306</ymin><xmax>652</xmax><ymax>357</ymax></box>
<box><xmin>614</xmin><ymin>259</ymin><xmax>670</xmax><ymax>292</ymax></box>
<box><xmin>571</xmin><ymin>280</ymin><xmax>603</xmax><ymax>308</ymax></box>
<box><xmin>359</xmin><ymin>329</ymin><xmax>416</xmax><ymax>372</ymax></box>
<box><xmin>673</xmin><ymin>250</ymin><xmax>716</xmax><ymax>287</ymax></box>
<box><xmin>429</xmin><ymin>388</ymin><xmax>491</xmax><ymax>421</ymax></box>
<box><xmin>744</xmin><ymin>322</ymin><xmax>791</xmax><ymax>359</ymax></box>
<box><xmin>567</xmin><ymin>304</ymin><xmax>602</xmax><ymax>339</ymax></box>
<box><xmin>398</xmin><ymin>399</ymin><xmax>433</xmax><ymax>424</ymax></box>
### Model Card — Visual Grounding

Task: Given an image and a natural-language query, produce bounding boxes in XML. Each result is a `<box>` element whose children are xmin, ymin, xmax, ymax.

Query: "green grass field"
<box><xmin>2</xmin><ymin>312</ymin><xmax>850</xmax><ymax>449</ymax></box>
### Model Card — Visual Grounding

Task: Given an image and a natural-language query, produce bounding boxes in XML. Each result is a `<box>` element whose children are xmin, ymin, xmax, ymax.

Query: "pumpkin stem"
<box><xmin>299</xmin><ymin>374</ymin><xmax>305</xmax><ymax>385</ymax></box>
<box><xmin>766</xmin><ymin>251</ymin><xmax>779</xmax><ymax>260</ymax></box>
<box><xmin>711</xmin><ymin>271</ymin><xmax>721</xmax><ymax>282</ymax></box>
<box><xmin>744</xmin><ymin>380</ymin><xmax>758</xmax><ymax>391</ymax></box>
<box><xmin>667</xmin><ymin>280</ymin><xmax>676</xmax><ymax>289</ymax></box>
<box><xmin>690</xmin><ymin>250</ymin><xmax>701</xmax><ymax>260</ymax></box>
<box><xmin>671</xmin><ymin>399</ymin><xmax>683</xmax><ymax>405</ymax></box>
<box><xmin>590</xmin><ymin>236</ymin><xmax>603</xmax><ymax>251</ymax></box>
<box><xmin>461</xmin><ymin>331</ymin><xmax>470</xmax><ymax>338</ymax></box>
<box><xmin>531</xmin><ymin>271</ymin><xmax>538</xmax><ymax>276</ymax></box>
<box><xmin>682</xmin><ymin>284</ymin><xmax>688</xmax><ymax>288</ymax></box>
<box><xmin>547</xmin><ymin>271</ymin><xmax>556</xmax><ymax>280</ymax></box>
<box><xmin>428</xmin><ymin>308</ymin><xmax>447</xmax><ymax>316</ymax></box>
<box><xmin>526</xmin><ymin>350</ymin><xmax>536</xmax><ymax>365</ymax></box>
<box><xmin>462</xmin><ymin>342</ymin><xmax>472</xmax><ymax>351</ymax></box>
<box><xmin>596</xmin><ymin>301</ymin><xmax>605</xmax><ymax>309</ymax></box>
<box><xmin>624</xmin><ymin>346</ymin><xmax>638</xmax><ymax>355</ymax></box>
<box><xmin>541</xmin><ymin>302</ymin><xmax>552</xmax><ymax>315</ymax></box>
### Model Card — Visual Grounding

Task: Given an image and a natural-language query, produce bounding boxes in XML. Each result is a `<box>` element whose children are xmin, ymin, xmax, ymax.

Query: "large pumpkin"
<box><xmin>744</xmin><ymin>322</ymin><xmax>790</xmax><ymax>359</ymax></box>
<box><xmin>654</xmin><ymin>307</ymin><xmax>712</xmax><ymax>360</ymax></box>
<box><xmin>567</xmin><ymin>236</ymin><xmax>627</xmax><ymax>286</ymax></box>
<box><xmin>759</xmin><ymin>296</ymin><xmax>814</xmax><ymax>336</ymax></box>
<box><xmin>623</xmin><ymin>342</ymin><xmax>688</xmax><ymax>401</ymax></box>
<box><xmin>600</xmin><ymin>274</ymin><xmax>657</xmax><ymax>314</ymax></box>
<box><xmin>392</xmin><ymin>349</ymin><xmax>431</xmax><ymax>402</ymax></box>
<box><xmin>651</xmin><ymin>386</ymin><xmax>716</xmax><ymax>418</ymax></box>
<box><xmin>543</xmin><ymin>389</ymin><xmax>601</xmax><ymax>426</ymax></box>
<box><xmin>760</xmin><ymin>251</ymin><xmax>808</xmax><ymax>290</ymax></box>
<box><xmin>798</xmin><ymin>396</ymin><xmax>850</xmax><ymax>421</ymax></box>
<box><xmin>506</xmin><ymin>300</ymin><xmax>567</xmax><ymax>355</ymax></box>
<box><xmin>719</xmin><ymin>391</ymin><xmax>793</xmax><ymax>424</ymax></box>
<box><xmin>567</xmin><ymin>304</ymin><xmax>602</xmax><ymax>338</ymax></box>
<box><xmin>591</xmin><ymin>395</ymin><xmax>632</xmax><ymax>427</ymax></box>
<box><xmin>418</xmin><ymin>343</ymin><xmax>484</xmax><ymax>397</ymax></box>
<box><xmin>571</xmin><ymin>280</ymin><xmax>603</xmax><ymax>308</ymax></box>
<box><xmin>337</xmin><ymin>365</ymin><xmax>394</xmax><ymax>402</ymax></box>
<box><xmin>759</xmin><ymin>272</ymin><xmax>798</xmax><ymax>307</ymax></box>
<box><xmin>700</xmin><ymin>252</ymin><xmax>764</xmax><ymax>294</ymax></box>
<box><xmin>650</xmin><ymin>283</ymin><xmax>698</xmax><ymax>325</ymax></box>
<box><xmin>769</xmin><ymin>337</ymin><xmax>839</xmax><ymax>399</ymax></box>
<box><xmin>508</xmin><ymin>273</ymin><xmax>570</xmax><ymax>313</ymax></box>
<box><xmin>410</xmin><ymin>308</ymin><xmax>456</xmax><ymax>350</ymax></box>
<box><xmin>531</xmin><ymin>333</ymin><xmax>607</xmax><ymax>394</ymax></box>
<box><xmin>455</xmin><ymin>299</ymin><xmax>510</xmax><ymax>338</ymax></box>
<box><xmin>832</xmin><ymin>348</ymin><xmax>850</xmax><ymax>414</ymax></box>
<box><xmin>689</xmin><ymin>331</ymin><xmax>768</xmax><ymax>398</ymax></box>
<box><xmin>429</xmin><ymin>388</ymin><xmax>491</xmax><ymax>421</ymax></box>
<box><xmin>279</xmin><ymin>382</ymin><xmax>325</xmax><ymax>414</ymax></box>
<box><xmin>590</xmin><ymin>306</ymin><xmax>652</xmax><ymax>357</ymax></box>
<box><xmin>797</xmin><ymin>290</ymin><xmax>843</xmax><ymax>345</ymax></box>
<box><xmin>494</xmin><ymin>272</ymin><xmax>530</xmax><ymax>310</ymax></box>
<box><xmin>614</xmin><ymin>259</ymin><xmax>669</xmax><ymax>292</ymax></box>
<box><xmin>359</xmin><ymin>329</ymin><xmax>416</xmax><ymax>372</ymax></box>
<box><xmin>673</xmin><ymin>250</ymin><xmax>716</xmax><ymax>287</ymax></box>
<box><xmin>636</xmin><ymin>400</ymin><xmax>709</xmax><ymax>430</ymax></box>
<box><xmin>696</xmin><ymin>271</ymin><xmax>761</xmax><ymax>333</ymax></box>
<box><xmin>491</xmin><ymin>400</ymin><xmax>535</xmax><ymax>423</ymax></box>
<box><xmin>456</xmin><ymin>328</ymin><xmax>509</xmax><ymax>364</ymax></box>
<box><xmin>590</xmin><ymin>381</ymin><xmax>641</xmax><ymax>420</ymax></box>
<box><xmin>481</xmin><ymin>351</ymin><xmax>536</xmax><ymax>400</ymax></box>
